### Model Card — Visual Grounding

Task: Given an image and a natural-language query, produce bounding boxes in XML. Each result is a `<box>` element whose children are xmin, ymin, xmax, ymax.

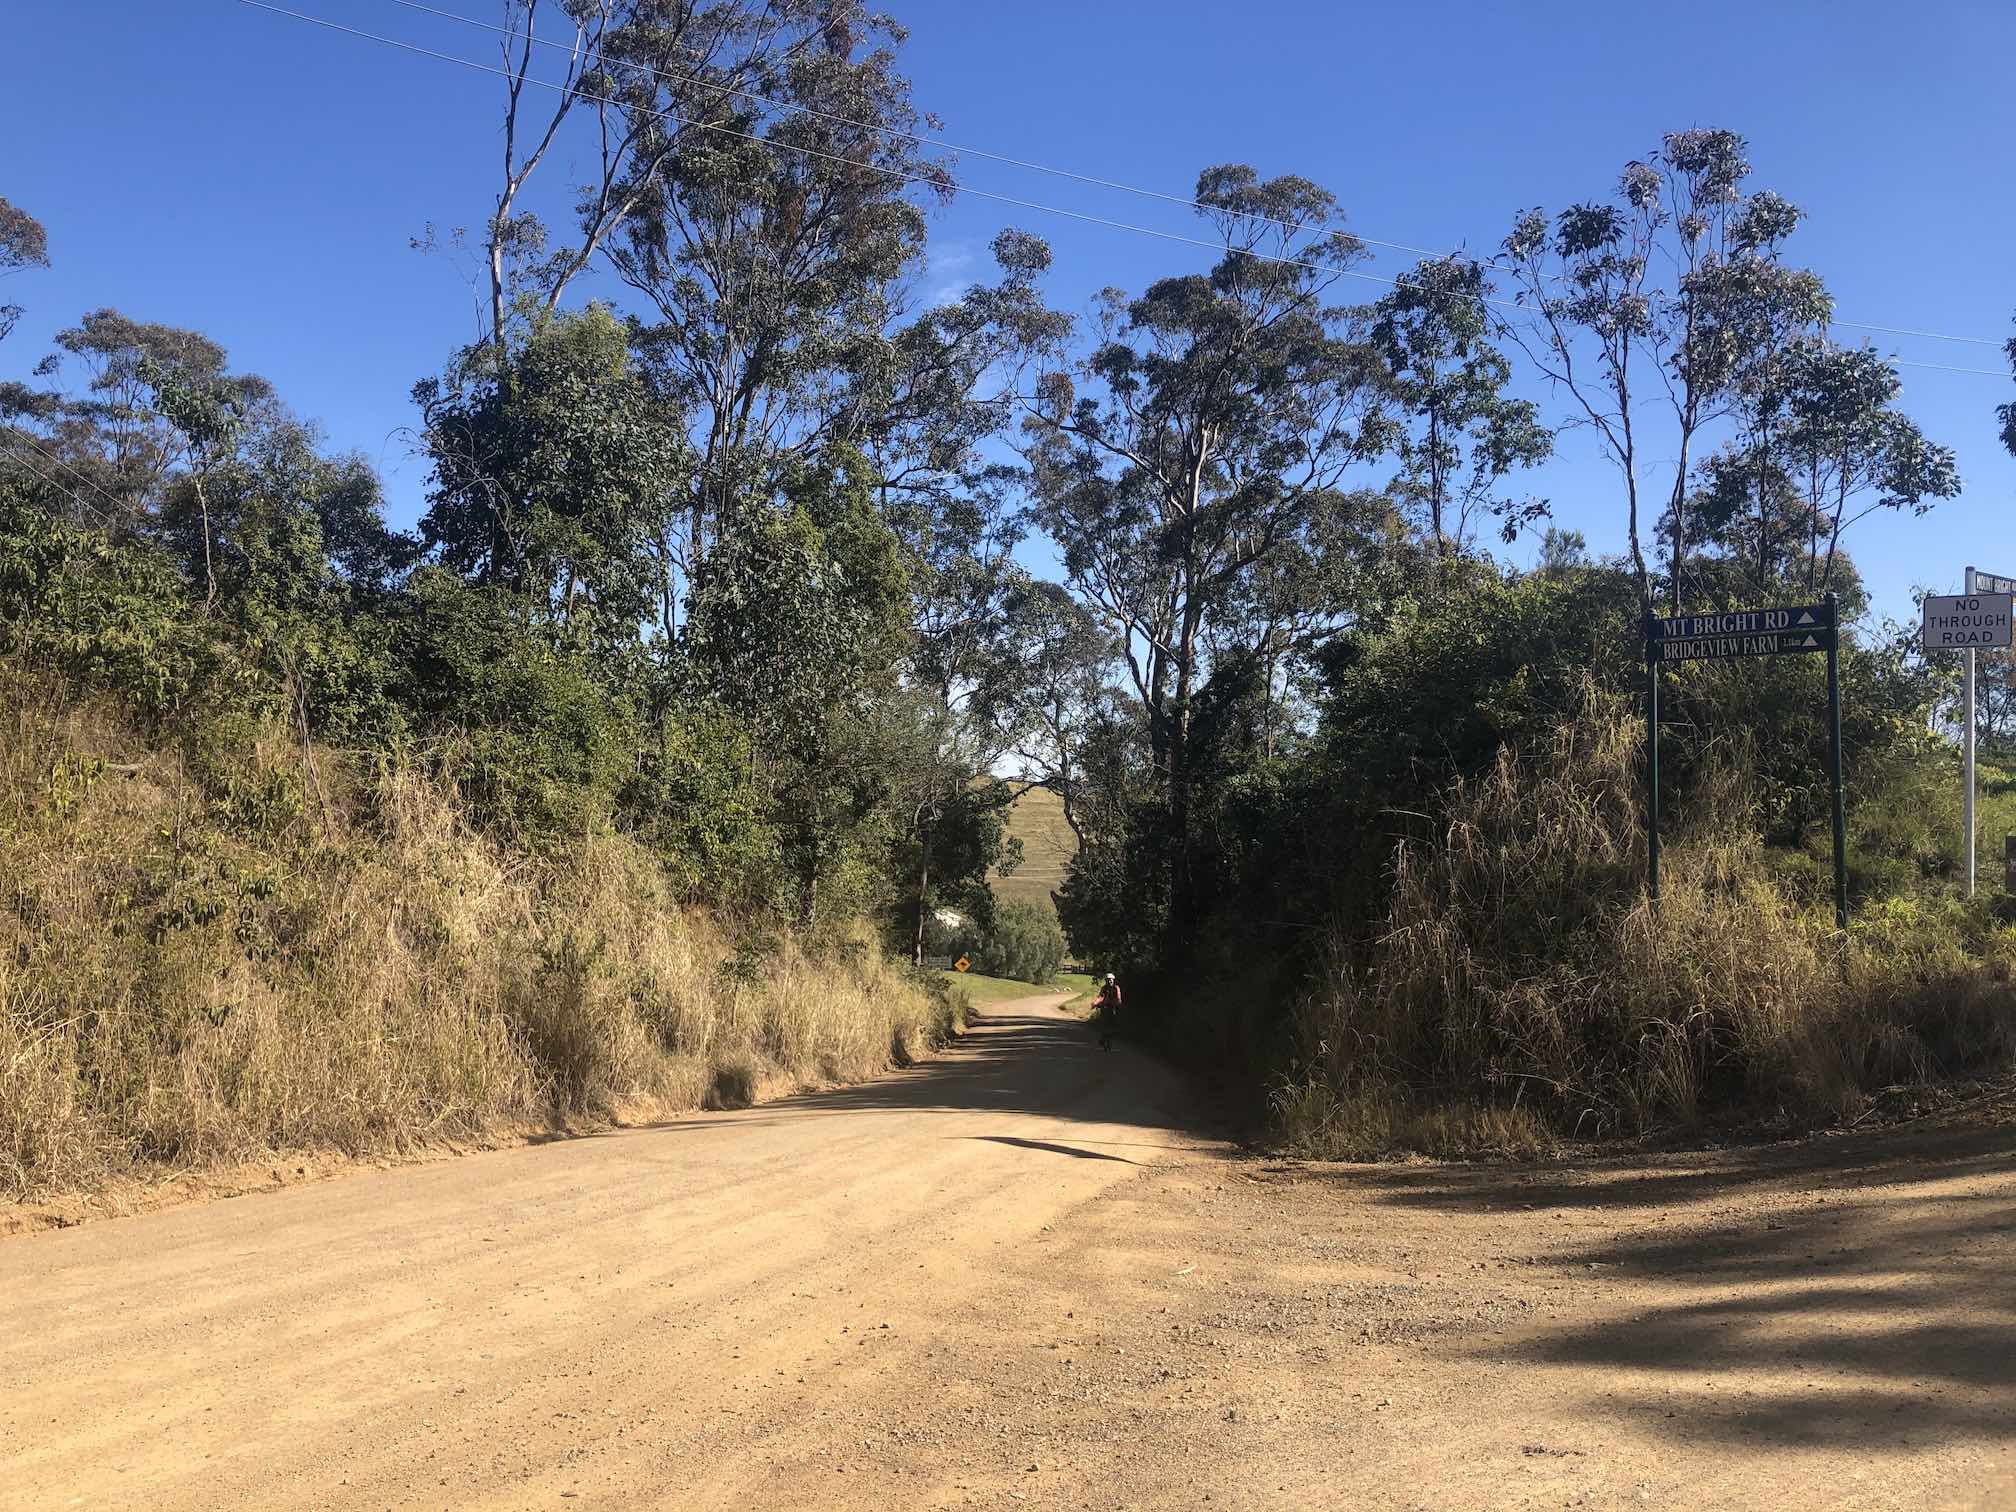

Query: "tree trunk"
<box><xmin>1667</xmin><ymin>395</ymin><xmax>1701</xmax><ymax>617</ymax></box>
<box><xmin>1162</xmin><ymin>591</ymin><xmax>1203</xmax><ymax>963</ymax></box>
<box><xmin>1427</xmin><ymin>405</ymin><xmax>1445</xmax><ymax>568</ymax></box>
<box><xmin>910</xmin><ymin>810</ymin><xmax>934</xmax><ymax>968</ymax></box>
<box><xmin>1753</xmin><ymin>421</ymin><xmax>1772</xmax><ymax>589</ymax></box>
<box><xmin>194</xmin><ymin>472</ymin><xmax>217</xmax><ymax>612</ymax></box>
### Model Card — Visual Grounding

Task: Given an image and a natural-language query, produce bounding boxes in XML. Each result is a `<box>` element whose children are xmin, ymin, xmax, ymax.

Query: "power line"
<box><xmin>1874</xmin><ymin>354</ymin><xmax>2012</xmax><ymax>380</ymax></box>
<box><xmin>386</xmin><ymin>0</ymin><xmax>2015</xmax><ymax>358</ymax></box>
<box><xmin>236</xmin><ymin>2</ymin><xmax>1514</xmax><ymax>308</ymax></box>
<box><xmin>0</xmin><ymin>444</ymin><xmax>112</xmax><ymax>525</ymax></box>
<box><xmin>239</xmin><ymin>2</ymin><xmax>2016</xmax><ymax>381</ymax></box>
<box><xmin>385</xmin><ymin>0</ymin><xmax>1461</xmax><ymax>265</ymax></box>
<box><xmin>2</xmin><ymin>430</ymin><xmax>126</xmax><ymax>520</ymax></box>
<box><xmin>1831</xmin><ymin>319</ymin><xmax>2005</xmax><ymax>349</ymax></box>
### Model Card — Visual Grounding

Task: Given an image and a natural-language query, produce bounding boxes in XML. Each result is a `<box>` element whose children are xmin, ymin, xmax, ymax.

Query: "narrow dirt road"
<box><xmin>3</xmin><ymin>996</ymin><xmax>2013</xmax><ymax>1509</ymax></box>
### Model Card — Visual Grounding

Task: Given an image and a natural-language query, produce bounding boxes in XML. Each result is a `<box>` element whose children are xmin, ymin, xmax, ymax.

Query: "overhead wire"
<box><xmin>1832</xmin><ymin>319</ymin><xmax>2005</xmax><ymax>349</ymax></box>
<box><xmin>383</xmin><ymin>0</ymin><xmax>2013</xmax><ymax>360</ymax></box>
<box><xmin>238</xmin><ymin>1</ymin><xmax>1484</xmax><ymax>307</ymax></box>
<box><xmin>0</xmin><ymin>443</ymin><xmax>113</xmax><ymax>526</ymax></box>
<box><xmin>1</xmin><ymin>430</ymin><xmax>126</xmax><ymax>521</ymax></box>
<box><xmin>235</xmin><ymin>1</ymin><xmax>2016</xmax><ymax>381</ymax></box>
<box><xmin>383</xmin><ymin>0</ymin><xmax>1463</xmax><ymax>264</ymax></box>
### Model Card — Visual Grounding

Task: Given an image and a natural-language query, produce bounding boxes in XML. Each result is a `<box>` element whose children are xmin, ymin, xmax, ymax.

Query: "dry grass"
<box><xmin>1275</xmin><ymin>681</ymin><xmax>2016</xmax><ymax>1159</ymax></box>
<box><xmin>0</xmin><ymin>676</ymin><xmax>949</xmax><ymax>1200</ymax></box>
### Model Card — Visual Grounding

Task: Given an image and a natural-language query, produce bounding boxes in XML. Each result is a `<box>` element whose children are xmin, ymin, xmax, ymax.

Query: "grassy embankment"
<box><xmin>941</xmin><ymin>969</ymin><xmax>1097</xmax><ymax>1009</ymax></box>
<box><xmin>989</xmin><ymin>783</ymin><xmax>1076</xmax><ymax>917</ymax></box>
<box><xmin>1272</xmin><ymin>689</ymin><xmax>2016</xmax><ymax>1159</ymax></box>
<box><xmin>0</xmin><ymin>675</ymin><xmax>957</xmax><ymax>1201</ymax></box>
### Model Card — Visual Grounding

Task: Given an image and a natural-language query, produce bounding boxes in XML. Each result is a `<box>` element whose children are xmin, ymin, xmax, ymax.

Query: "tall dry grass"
<box><xmin>1276</xmin><ymin>682</ymin><xmax>2016</xmax><ymax>1157</ymax></box>
<box><xmin>0</xmin><ymin>675</ymin><xmax>950</xmax><ymax>1199</ymax></box>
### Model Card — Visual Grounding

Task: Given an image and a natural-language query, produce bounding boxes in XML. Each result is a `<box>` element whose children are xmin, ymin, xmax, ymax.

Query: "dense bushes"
<box><xmin>979</xmin><ymin>899</ymin><xmax>1065</xmax><ymax>985</ymax></box>
<box><xmin>1054</xmin><ymin>557</ymin><xmax>2011</xmax><ymax>1145</ymax></box>
<box><xmin>1272</xmin><ymin>685</ymin><xmax>2016</xmax><ymax>1155</ymax></box>
<box><xmin>0</xmin><ymin>678</ymin><xmax>950</xmax><ymax>1198</ymax></box>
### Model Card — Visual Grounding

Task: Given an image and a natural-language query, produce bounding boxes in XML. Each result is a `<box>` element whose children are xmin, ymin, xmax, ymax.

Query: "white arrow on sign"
<box><xmin>1795</xmin><ymin>635</ymin><xmax>1819</xmax><ymax>648</ymax></box>
<box><xmin>1794</xmin><ymin>610</ymin><xmax>1816</xmax><ymax>626</ymax></box>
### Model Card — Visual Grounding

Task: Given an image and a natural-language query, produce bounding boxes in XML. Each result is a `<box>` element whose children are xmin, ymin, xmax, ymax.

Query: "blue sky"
<box><xmin>5</xmin><ymin>0</ymin><xmax>2014</xmax><ymax>627</ymax></box>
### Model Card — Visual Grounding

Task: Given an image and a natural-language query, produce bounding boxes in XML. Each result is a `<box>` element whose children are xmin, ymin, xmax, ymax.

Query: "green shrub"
<box><xmin>981</xmin><ymin>900</ymin><xmax>1065</xmax><ymax>985</ymax></box>
<box><xmin>1275</xmin><ymin>681</ymin><xmax>2016</xmax><ymax>1155</ymax></box>
<box><xmin>921</xmin><ymin>908</ymin><xmax>981</xmax><ymax>961</ymax></box>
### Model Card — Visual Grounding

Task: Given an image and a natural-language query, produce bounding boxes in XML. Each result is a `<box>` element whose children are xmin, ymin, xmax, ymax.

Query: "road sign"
<box><xmin>953</xmin><ymin>956</ymin><xmax>971</xmax><ymax>973</ymax></box>
<box><xmin>1642</xmin><ymin>594</ymin><xmax>1849</xmax><ymax>929</ymax></box>
<box><xmin>1951</xmin><ymin>570</ymin><xmax>2015</xmax><ymax>898</ymax></box>
<box><xmin>1921</xmin><ymin>593</ymin><xmax>2014</xmax><ymax>651</ymax></box>
<box><xmin>1644</xmin><ymin>602</ymin><xmax>1834</xmax><ymax>663</ymax></box>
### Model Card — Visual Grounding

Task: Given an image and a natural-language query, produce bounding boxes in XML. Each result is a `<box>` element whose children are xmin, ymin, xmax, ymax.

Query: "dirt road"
<box><xmin>3</xmin><ymin>996</ymin><xmax>2013</xmax><ymax>1510</ymax></box>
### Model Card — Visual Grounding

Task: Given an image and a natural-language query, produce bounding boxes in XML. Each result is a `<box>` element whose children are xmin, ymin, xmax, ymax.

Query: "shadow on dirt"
<box><xmin>964</xmin><ymin>1135</ymin><xmax>1139</xmax><ymax>1164</ymax></box>
<box><xmin>613</xmin><ymin>1008</ymin><xmax>1196</xmax><ymax>1139</ymax></box>
<box><xmin>1326</xmin><ymin>1116</ymin><xmax>2016</xmax><ymax>1451</ymax></box>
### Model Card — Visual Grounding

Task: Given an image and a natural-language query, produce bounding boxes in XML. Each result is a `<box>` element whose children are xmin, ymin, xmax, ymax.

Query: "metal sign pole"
<box><xmin>1826</xmin><ymin>591</ymin><xmax>1848</xmax><ymax>930</ymax></box>
<box><xmin>1644</xmin><ymin>597</ymin><xmax>1840</xmax><ymax>918</ymax></box>
<box><xmin>1965</xmin><ymin>565</ymin><xmax>1977</xmax><ymax>898</ymax></box>
<box><xmin>1646</xmin><ymin>630</ymin><xmax>1661</xmax><ymax>910</ymax></box>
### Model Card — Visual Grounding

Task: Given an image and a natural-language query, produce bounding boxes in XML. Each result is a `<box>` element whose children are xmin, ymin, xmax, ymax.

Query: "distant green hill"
<box><xmin>992</xmin><ymin>783</ymin><xmax>1077</xmax><ymax>916</ymax></box>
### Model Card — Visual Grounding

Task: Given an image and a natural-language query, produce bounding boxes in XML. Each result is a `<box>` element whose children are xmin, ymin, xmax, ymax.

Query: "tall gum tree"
<box><xmin>464</xmin><ymin>0</ymin><xmax>822</xmax><ymax>368</ymax></box>
<box><xmin>604</xmin><ymin>1</ymin><xmax>951</xmax><ymax>594</ymax></box>
<box><xmin>1498</xmin><ymin>129</ymin><xmax>1823</xmax><ymax>613</ymax></box>
<box><xmin>1023</xmin><ymin>164</ymin><xmax>1387</xmax><ymax>952</ymax></box>
<box><xmin>0</xmin><ymin>195</ymin><xmax>50</xmax><ymax>346</ymax></box>
<box><xmin>1368</xmin><ymin>256</ymin><xmax>1552</xmax><ymax>567</ymax></box>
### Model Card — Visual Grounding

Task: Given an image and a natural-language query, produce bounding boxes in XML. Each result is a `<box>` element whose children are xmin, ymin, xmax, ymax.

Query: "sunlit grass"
<box><xmin>940</xmin><ymin>969</ymin><xmax>1079</xmax><ymax>1006</ymax></box>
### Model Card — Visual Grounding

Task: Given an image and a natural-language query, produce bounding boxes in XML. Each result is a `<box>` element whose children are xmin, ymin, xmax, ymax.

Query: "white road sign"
<box><xmin>1976</xmin><ymin>570</ymin><xmax>2016</xmax><ymax>596</ymax></box>
<box><xmin>1922</xmin><ymin>593</ymin><xmax>2013</xmax><ymax>651</ymax></box>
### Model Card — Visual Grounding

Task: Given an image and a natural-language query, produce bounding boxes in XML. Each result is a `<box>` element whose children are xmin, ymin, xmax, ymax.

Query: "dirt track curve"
<box><xmin>4</xmin><ymin>994</ymin><xmax>2014</xmax><ymax>1510</ymax></box>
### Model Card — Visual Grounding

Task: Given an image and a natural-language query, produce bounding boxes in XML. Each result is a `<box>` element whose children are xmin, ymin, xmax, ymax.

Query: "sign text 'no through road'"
<box><xmin>1921</xmin><ymin>593</ymin><xmax>2014</xmax><ymax>651</ymax></box>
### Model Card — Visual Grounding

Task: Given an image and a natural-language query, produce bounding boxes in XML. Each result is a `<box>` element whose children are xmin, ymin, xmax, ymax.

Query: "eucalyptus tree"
<box><xmin>861</xmin><ymin>230</ymin><xmax>1071</xmax><ymax>532</ymax></box>
<box><xmin>1369</xmin><ymin>255</ymin><xmax>1551</xmax><ymax>565</ymax></box>
<box><xmin>883</xmin><ymin>468</ymin><xmax>1032</xmax><ymax>960</ymax></box>
<box><xmin>0</xmin><ymin>196</ymin><xmax>49</xmax><ymax>346</ymax></box>
<box><xmin>139</xmin><ymin>355</ymin><xmax>250</xmax><ymax>611</ymax></box>
<box><xmin>2001</xmin><ymin>312</ymin><xmax>2016</xmax><ymax>459</ymax></box>
<box><xmin>414</xmin><ymin>306</ymin><xmax>688</xmax><ymax>654</ymax></box>
<box><xmin>1684</xmin><ymin>341</ymin><xmax>1955</xmax><ymax>595</ymax></box>
<box><xmin>463</xmin><ymin>0</ymin><xmax>832</xmax><ymax>368</ymax></box>
<box><xmin>603</xmin><ymin>1</ymin><xmax>950</xmax><ymax>576</ymax></box>
<box><xmin>1023</xmin><ymin>164</ymin><xmax>1388</xmax><ymax>947</ymax></box>
<box><xmin>1771</xmin><ymin>342</ymin><xmax>1958</xmax><ymax>593</ymax></box>
<box><xmin>1201</xmin><ymin>486</ymin><xmax>1413</xmax><ymax>758</ymax></box>
<box><xmin>1499</xmin><ymin>128</ymin><xmax>1827</xmax><ymax>612</ymax></box>
<box><xmin>4</xmin><ymin>311</ymin><xmax>267</xmax><ymax>533</ymax></box>
<box><xmin>861</xmin><ymin>232</ymin><xmax>1074</xmax><ymax>958</ymax></box>
<box><xmin>1002</xmin><ymin>578</ymin><xmax>1116</xmax><ymax>849</ymax></box>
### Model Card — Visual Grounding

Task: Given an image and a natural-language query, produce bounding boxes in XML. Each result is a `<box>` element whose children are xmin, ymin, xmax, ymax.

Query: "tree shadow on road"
<box><xmin>964</xmin><ymin>1136</ymin><xmax>1139</xmax><ymax>1164</ymax></box>
<box><xmin>1322</xmin><ymin>1117</ymin><xmax>2016</xmax><ymax>1453</ymax></box>
<box><xmin>613</xmin><ymin>1009</ymin><xmax>1204</xmax><ymax>1139</ymax></box>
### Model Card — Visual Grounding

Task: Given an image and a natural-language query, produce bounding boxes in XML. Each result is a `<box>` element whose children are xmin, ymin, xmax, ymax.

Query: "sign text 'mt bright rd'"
<box><xmin>1645</xmin><ymin>602</ymin><xmax>1834</xmax><ymax>663</ymax></box>
<box><xmin>1921</xmin><ymin>593</ymin><xmax>2014</xmax><ymax>651</ymax></box>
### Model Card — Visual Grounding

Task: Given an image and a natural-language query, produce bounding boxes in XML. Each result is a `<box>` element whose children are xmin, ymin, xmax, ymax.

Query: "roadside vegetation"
<box><xmin>4</xmin><ymin>10</ymin><xmax>2016</xmax><ymax>1192</ymax></box>
<box><xmin>938</xmin><ymin>971</ymin><xmax>1050</xmax><ymax>1007</ymax></box>
<box><xmin>0</xmin><ymin>669</ymin><xmax>962</xmax><ymax>1198</ymax></box>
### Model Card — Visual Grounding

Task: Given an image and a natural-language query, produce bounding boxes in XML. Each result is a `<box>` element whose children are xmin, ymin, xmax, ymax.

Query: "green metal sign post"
<box><xmin>1643</xmin><ymin>594</ymin><xmax>1847</xmax><ymax>929</ymax></box>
